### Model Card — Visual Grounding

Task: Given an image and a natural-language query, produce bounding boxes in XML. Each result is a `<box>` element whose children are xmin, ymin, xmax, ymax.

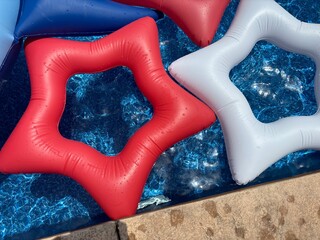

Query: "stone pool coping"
<box><xmin>43</xmin><ymin>171</ymin><xmax>320</xmax><ymax>239</ymax></box>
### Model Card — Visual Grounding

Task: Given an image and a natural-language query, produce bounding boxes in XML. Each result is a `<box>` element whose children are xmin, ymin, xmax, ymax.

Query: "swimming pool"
<box><xmin>1</xmin><ymin>0</ymin><xmax>320</xmax><ymax>239</ymax></box>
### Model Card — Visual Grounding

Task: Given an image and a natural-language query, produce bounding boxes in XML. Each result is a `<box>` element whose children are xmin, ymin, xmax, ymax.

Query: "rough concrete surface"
<box><xmin>44</xmin><ymin>172</ymin><xmax>320</xmax><ymax>240</ymax></box>
<box><xmin>42</xmin><ymin>221</ymin><xmax>118</xmax><ymax>240</ymax></box>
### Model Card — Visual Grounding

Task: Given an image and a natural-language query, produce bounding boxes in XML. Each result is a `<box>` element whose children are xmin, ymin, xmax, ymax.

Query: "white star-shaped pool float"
<box><xmin>169</xmin><ymin>0</ymin><xmax>320</xmax><ymax>185</ymax></box>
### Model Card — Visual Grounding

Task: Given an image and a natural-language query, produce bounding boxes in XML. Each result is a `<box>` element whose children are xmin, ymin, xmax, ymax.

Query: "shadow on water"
<box><xmin>0</xmin><ymin>51</ymin><xmax>30</xmax><ymax>150</ymax></box>
<box><xmin>30</xmin><ymin>174</ymin><xmax>103</xmax><ymax>217</ymax></box>
<box><xmin>5</xmin><ymin>174</ymin><xmax>110</xmax><ymax>240</ymax></box>
<box><xmin>0</xmin><ymin>174</ymin><xmax>9</xmax><ymax>185</ymax></box>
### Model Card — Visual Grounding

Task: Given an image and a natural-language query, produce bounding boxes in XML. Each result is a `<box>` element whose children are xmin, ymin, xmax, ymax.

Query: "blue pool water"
<box><xmin>1</xmin><ymin>0</ymin><xmax>320</xmax><ymax>239</ymax></box>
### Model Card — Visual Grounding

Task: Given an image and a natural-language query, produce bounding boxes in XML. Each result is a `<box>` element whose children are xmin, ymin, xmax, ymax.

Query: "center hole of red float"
<box><xmin>230</xmin><ymin>40</ymin><xmax>316</xmax><ymax>123</ymax></box>
<box><xmin>59</xmin><ymin>66</ymin><xmax>153</xmax><ymax>155</ymax></box>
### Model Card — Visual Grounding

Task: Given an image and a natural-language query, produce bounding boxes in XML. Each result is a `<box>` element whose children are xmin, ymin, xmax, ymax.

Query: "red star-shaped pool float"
<box><xmin>114</xmin><ymin>0</ymin><xmax>230</xmax><ymax>47</ymax></box>
<box><xmin>0</xmin><ymin>17</ymin><xmax>215</xmax><ymax>219</ymax></box>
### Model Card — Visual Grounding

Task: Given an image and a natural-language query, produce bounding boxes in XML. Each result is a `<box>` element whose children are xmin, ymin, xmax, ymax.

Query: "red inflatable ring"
<box><xmin>0</xmin><ymin>17</ymin><xmax>215</xmax><ymax>219</ymax></box>
<box><xmin>114</xmin><ymin>0</ymin><xmax>230</xmax><ymax>47</ymax></box>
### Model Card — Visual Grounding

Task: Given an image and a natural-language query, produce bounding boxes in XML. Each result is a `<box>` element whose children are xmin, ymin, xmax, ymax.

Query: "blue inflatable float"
<box><xmin>0</xmin><ymin>0</ymin><xmax>20</xmax><ymax>77</ymax></box>
<box><xmin>0</xmin><ymin>0</ymin><xmax>162</xmax><ymax>78</ymax></box>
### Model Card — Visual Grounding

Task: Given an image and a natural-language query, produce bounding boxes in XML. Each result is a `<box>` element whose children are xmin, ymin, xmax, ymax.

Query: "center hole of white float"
<box><xmin>59</xmin><ymin>66</ymin><xmax>153</xmax><ymax>155</ymax></box>
<box><xmin>230</xmin><ymin>40</ymin><xmax>316</xmax><ymax>123</ymax></box>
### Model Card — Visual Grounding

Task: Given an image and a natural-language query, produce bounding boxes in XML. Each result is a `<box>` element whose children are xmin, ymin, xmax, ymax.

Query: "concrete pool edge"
<box><xmin>43</xmin><ymin>171</ymin><xmax>320</xmax><ymax>239</ymax></box>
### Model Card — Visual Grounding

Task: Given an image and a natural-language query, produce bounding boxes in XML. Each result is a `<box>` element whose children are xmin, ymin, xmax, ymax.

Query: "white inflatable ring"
<box><xmin>169</xmin><ymin>0</ymin><xmax>320</xmax><ymax>185</ymax></box>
